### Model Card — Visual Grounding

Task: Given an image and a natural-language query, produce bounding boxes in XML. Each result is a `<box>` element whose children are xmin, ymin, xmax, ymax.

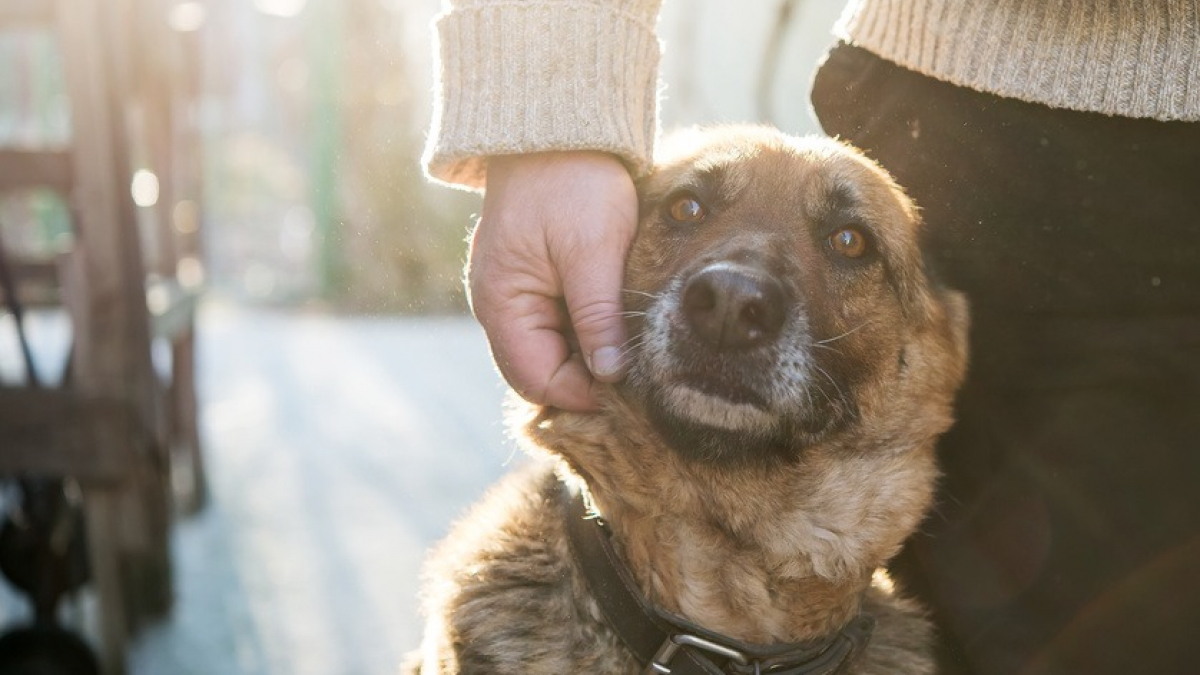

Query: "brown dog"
<box><xmin>408</xmin><ymin>127</ymin><xmax>968</xmax><ymax>675</ymax></box>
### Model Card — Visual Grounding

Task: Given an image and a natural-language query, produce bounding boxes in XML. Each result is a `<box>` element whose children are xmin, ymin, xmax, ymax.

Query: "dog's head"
<box><xmin>513</xmin><ymin>126</ymin><xmax>968</xmax><ymax>590</ymax></box>
<box><xmin>613</xmin><ymin>126</ymin><xmax>968</xmax><ymax>466</ymax></box>
<box><xmin>515</xmin><ymin>126</ymin><xmax>969</xmax><ymax>583</ymax></box>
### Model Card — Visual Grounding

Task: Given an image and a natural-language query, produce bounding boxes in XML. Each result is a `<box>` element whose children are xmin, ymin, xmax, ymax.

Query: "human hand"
<box><xmin>469</xmin><ymin>151</ymin><xmax>638</xmax><ymax>411</ymax></box>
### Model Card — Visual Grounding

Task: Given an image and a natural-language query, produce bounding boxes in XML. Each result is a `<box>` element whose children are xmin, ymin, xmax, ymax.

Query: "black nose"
<box><xmin>682</xmin><ymin>266</ymin><xmax>786</xmax><ymax>351</ymax></box>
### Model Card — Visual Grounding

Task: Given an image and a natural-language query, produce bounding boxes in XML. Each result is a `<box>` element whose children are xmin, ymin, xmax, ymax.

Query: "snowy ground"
<box><xmin>114</xmin><ymin>305</ymin><xmax>516</xmax><ymax>675</ymax></box>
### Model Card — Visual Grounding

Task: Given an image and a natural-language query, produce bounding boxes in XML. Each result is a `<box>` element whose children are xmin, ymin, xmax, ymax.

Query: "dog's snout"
<box><xmin>682</xmin><ymin>266</ymin><xmax>786</xmax><ymax>351</ymax></box>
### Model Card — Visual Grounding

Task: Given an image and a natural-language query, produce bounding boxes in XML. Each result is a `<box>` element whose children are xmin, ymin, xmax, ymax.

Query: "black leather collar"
<box><xmin>562</xmin><ymin>484</ymin><xmax>875</xmax><ymax>675</ymax></box>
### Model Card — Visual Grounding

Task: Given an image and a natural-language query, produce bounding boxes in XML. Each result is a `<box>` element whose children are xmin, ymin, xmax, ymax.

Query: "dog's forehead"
<box><xmin>648</xmin><ymin>131</ymin><xmax>907</xmax><ymax>223</ymax></box>
<box><xmin>643</xmin><ymin>129</ymin><xmax>930</xmax><ymax>307</ymax></box>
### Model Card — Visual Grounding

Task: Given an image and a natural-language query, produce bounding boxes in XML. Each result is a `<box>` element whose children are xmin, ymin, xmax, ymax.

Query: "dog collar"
<box><xmin>562</xmin><ymin>484</ymin><xmax>875</xmax><ymax>675</ymax></box>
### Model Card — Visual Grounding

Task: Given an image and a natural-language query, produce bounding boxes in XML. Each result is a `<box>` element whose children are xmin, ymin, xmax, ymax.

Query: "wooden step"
<box><xmin>0</xmin><ymin>149</ymin><xmax>73</xmax><ymax>193</ymax></box>
<box><xmin>0</xmin><ymin>257</ymin><xmax>60</xmax><ymax>306</ymax></box>
<box><xmin>0</xmin><ymin>388</ymin><xmax>137</xmax><ymax>481</ymax></box>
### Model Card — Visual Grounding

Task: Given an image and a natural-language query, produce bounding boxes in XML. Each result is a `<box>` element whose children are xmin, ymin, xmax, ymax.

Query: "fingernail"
<box><xmin>589</xmin><ymin>346</ymin><xmax>625</xmax><ymax>379</ymax></box>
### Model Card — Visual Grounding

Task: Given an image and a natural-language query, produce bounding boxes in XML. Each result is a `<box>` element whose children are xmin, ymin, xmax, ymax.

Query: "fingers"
<box><xmin>560</xmin><ymin>240</ymin><xmax>631</xmax><ymax>383</ymax></box>
<box><xmin>474</xmin><ymin>290</ymin><xmax>599</xmax><ymax>410</ymax></box>
<box><xmin>469</xmin><ymin>151</ymin><xmax>638</xmax><ymax>410</ymax></box>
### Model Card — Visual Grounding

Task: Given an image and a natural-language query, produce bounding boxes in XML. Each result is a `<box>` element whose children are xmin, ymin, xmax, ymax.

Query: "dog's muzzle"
<box><xmin>629</xmin><ymin>255</ymin><xmax>812</xmax><ymax>432</ymax></box>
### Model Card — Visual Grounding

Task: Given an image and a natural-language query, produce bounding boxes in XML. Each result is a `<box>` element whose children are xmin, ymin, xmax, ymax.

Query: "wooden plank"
<box><xmin>0</xmin><ymin>0</ymin><xmax>54</xmax><ymax>25</ymax></box>
<box><xmin>58</xmin><ymin>0</ymin><xmax>157</xmax><ymax>398</ymax></box>
<box><xmin>169</xmin><ymin>327</ymin><xmax>207</xmax><ymax>514</ymax></box>
<box><xmin>0</xmin><ymin>258</ymin><xmax>60</xmax><ymax>306</ymax></box>
<box><xmin>7</xmin><ymin>258</ymin><xmax>57</xmax><ymax>284</ymax></box>
<box><xmin>56</xmin><ymin>0</ymin><xmax>158</xmax><ymax>668</ymax></box>
<box><xmin>82</xmin><ymin>489</ymin><xmax>128</xmax><ymax>675</ymax></box>
<box><xmin>0</xmin><ymin>389</ymin><xmax>136</xmax><ymax>481</ymax></box>
<box><xmin>0</xmin><ymin>150</ymin><xmax>72</xmax><ymax>193</ymax></box>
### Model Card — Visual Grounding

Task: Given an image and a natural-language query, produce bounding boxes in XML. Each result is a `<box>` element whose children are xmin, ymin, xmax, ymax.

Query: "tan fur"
<box><xmin>408</xmin><ymin>127</ymin><xmax>969</xmax><ymax>675</ymax></box>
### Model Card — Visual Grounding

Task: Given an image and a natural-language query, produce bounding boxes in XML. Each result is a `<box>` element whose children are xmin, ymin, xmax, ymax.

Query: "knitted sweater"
<box><xmin>425</xmin><ymin>0</ymin><xmax>1200</xmax><ymax>189</ymax></box>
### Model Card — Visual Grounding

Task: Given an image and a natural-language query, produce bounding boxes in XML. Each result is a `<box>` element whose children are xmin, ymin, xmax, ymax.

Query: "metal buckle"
<box><xmin>644</xmin><ymin>634</ymin><xmax>751</xmax><ymax>674</ymax></box>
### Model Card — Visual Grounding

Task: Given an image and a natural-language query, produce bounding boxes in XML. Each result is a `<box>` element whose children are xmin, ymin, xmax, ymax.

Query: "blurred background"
<box><xmin>0</xmin><ymin>0</ymin><xmax>843</xmax><ymax>673</ymax></box>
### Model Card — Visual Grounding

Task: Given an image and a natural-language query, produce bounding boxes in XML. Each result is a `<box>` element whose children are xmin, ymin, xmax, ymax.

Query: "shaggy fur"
<box><xmin>407</xmin><ymin>127</ymin><xmax>969</xmax><ymax>675</ymax></box>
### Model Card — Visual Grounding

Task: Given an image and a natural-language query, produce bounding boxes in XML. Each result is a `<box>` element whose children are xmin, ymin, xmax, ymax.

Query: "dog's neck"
<box><xmin>588</xmin><ymin>477</ymin><xmax>872</xmax><ymax>644</ymax></box>
<box><xmin>522</xmin><ymin>396</ymin><xmax>939</xmax><ymax>645</ymax></box>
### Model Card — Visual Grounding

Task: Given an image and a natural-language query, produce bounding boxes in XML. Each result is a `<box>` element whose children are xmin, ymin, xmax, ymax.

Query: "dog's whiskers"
<box><xmin>802</xmin><ymin>383</ymin><xmax>816</xmax><ymax>414</ymax></box>
<box><xmin>615</xmin><ymin>331</ymin><xmax>647</xmax><ymax>358</ymax></box>
<box><xmin>808</xmin><ymin>342</ymin><xmax>845</xmax><ymax>356</ymax></box>
<box><xmin>814</xmin><ymin>320</ymin><xmax>876</xmax><ymax>345</ymax></box>
<box><xmin>618</xmin><ymin>331</ymin><xmax>645</xmax><ymax>347</ymax></box>
<box><xmin>812</xmin><ymin>363</ymin><xmax>850</xmax><ymax>408</ymax></box>
<box><xmin>810</xmin><ymin>379</ymin><xmax>836</xmax><ymax>408</ymax></box>
<box><xmin>617</xmin><ymin>341</ymin><xmax>647</xmax><ymax>359</ymax></box>
<box><xmin>621</xmin><ymin>288</ymin><xmax>663</xmax><ymax>300</ymax></box>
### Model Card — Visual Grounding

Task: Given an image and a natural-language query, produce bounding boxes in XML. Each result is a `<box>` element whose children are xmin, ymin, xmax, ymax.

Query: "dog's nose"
<box><xmin>682</xmin><ymin>266</ymin><xmax>786</xmax><ymax>351</ymax></box>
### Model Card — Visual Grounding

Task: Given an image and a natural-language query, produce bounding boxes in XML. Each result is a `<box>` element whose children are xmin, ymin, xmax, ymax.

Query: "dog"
<box><xmin>407</xmin><ymin>126</ymin><xmax>969</xmax><ymax>674</ymax></box>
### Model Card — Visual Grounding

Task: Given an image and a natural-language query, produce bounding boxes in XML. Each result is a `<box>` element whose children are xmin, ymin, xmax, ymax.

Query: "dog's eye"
<box><xmin>828</xmin><ymin>226</ymin><xmax>871</xmax><ymax>259</ymax></box>
<box><xmin>666</xmin><ymin>194</ymin><xmax>706</xmax><ymax>224</ymax></box>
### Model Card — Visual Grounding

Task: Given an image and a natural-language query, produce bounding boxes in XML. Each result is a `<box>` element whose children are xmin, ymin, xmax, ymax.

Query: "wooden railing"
<box><xmin>0</xmin><ymin>1</ymin><xmax>205</xmax><ymax>672</ymax></box>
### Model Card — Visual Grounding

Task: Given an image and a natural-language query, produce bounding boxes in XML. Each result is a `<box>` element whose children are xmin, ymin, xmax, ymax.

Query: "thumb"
<box><xmin>560</xmin><ymin>249</ymin><xmax>629</xmax><ymax>383</ymax></box>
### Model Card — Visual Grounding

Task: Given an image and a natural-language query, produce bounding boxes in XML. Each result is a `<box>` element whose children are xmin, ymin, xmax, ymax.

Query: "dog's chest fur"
<box><xmin>409</xmin><ymin>465</ymin><xmax>934</xmax><ymax>674</ymax></box>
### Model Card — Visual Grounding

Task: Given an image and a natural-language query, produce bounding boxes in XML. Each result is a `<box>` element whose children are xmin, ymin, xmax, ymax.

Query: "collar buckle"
<box><xmin>645</xmin><ymin>633</ymin><xmax>751</xmax><ymax>674</ymax></box>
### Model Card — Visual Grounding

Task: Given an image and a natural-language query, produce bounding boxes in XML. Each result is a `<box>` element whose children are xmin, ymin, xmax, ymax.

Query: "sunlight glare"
<box><xmin>178</xmin><ymin>256</ymin><xmax>206</xmax><ymax>289</ymax></box>
<box><xmin>131</xmin><ymin>169</ymin><xmax>160</xmax><ymax>208</ymax></box>
<box><xmin>254</xmin><ymin>0</ymin><xmax>307</xmax><ymax>18</ymax></box>
<box><xmin>173</xmin><ymin>199</ymin><xmax>200</xmax><ymax>234</ymax></box>
<box><xmin>168</xmin><ymin>2</ymin><xmax>207</xmax><ymax>32</ymax></box>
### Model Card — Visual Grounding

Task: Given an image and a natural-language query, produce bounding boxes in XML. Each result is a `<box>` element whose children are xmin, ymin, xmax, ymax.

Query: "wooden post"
<box><xmin>55</xmin><ymin>0</ymin><xmax>165</xmax><ymax>669</ymax></box>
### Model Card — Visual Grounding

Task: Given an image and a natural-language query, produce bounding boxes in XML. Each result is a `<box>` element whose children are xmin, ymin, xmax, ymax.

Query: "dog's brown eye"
<box><xmin>667</xmin><ymin>195</ymin><xmax>706</xmax><ymax>223</ymax></box>
<box><xmin>829</xmin><ymin>227</ymin><xmax>870</xmax><ymax>258</ymax></box>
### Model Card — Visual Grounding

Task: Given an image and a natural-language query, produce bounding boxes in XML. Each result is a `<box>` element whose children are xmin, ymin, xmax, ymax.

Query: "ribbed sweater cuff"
<box><xmin>836</xmin><ymin>0</ymin><xmax>1200</xmax><ymax>122</ymax></box>
<box><xmin>424</xmin><ymin>1</ymin><xmax>662</xmax><ymax>190</ymax></box>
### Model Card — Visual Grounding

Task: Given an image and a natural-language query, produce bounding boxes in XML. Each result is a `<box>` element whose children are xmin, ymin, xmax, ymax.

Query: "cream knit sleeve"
<box><xmin>423</xmin><ymin>0</ymin><xmax>664</xmax><ymax>190</ymax></box>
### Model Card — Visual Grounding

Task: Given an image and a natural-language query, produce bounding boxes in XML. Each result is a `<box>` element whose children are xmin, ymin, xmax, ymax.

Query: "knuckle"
<box><xmin>568</xmin><ymin>298</ymin><xmax>623</xmax><ymax>336</ymax></box>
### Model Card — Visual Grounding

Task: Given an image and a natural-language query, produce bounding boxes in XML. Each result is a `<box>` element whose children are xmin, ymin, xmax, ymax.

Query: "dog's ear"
<box><xmin>939</xmin><ymin>288</ymin><xmax>970</xmax><ymax>365</ymax></box>
<box><xmin>921</xmin><ymin>287</ymin><xmax>970</xmax><ymax>395</ymax></box>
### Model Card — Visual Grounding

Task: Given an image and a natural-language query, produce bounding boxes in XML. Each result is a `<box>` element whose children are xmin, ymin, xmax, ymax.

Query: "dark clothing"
<box><xmin>812</xmin><ymin>43</ymin><xmax>1200</xmax><ymax>675</ymax></box>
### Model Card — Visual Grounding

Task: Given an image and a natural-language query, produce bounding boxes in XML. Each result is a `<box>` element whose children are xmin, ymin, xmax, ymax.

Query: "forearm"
<box><xmin>424</xmin><ymin>0</ymin><xmax>664</xmax><ymax>190</ymax></box>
